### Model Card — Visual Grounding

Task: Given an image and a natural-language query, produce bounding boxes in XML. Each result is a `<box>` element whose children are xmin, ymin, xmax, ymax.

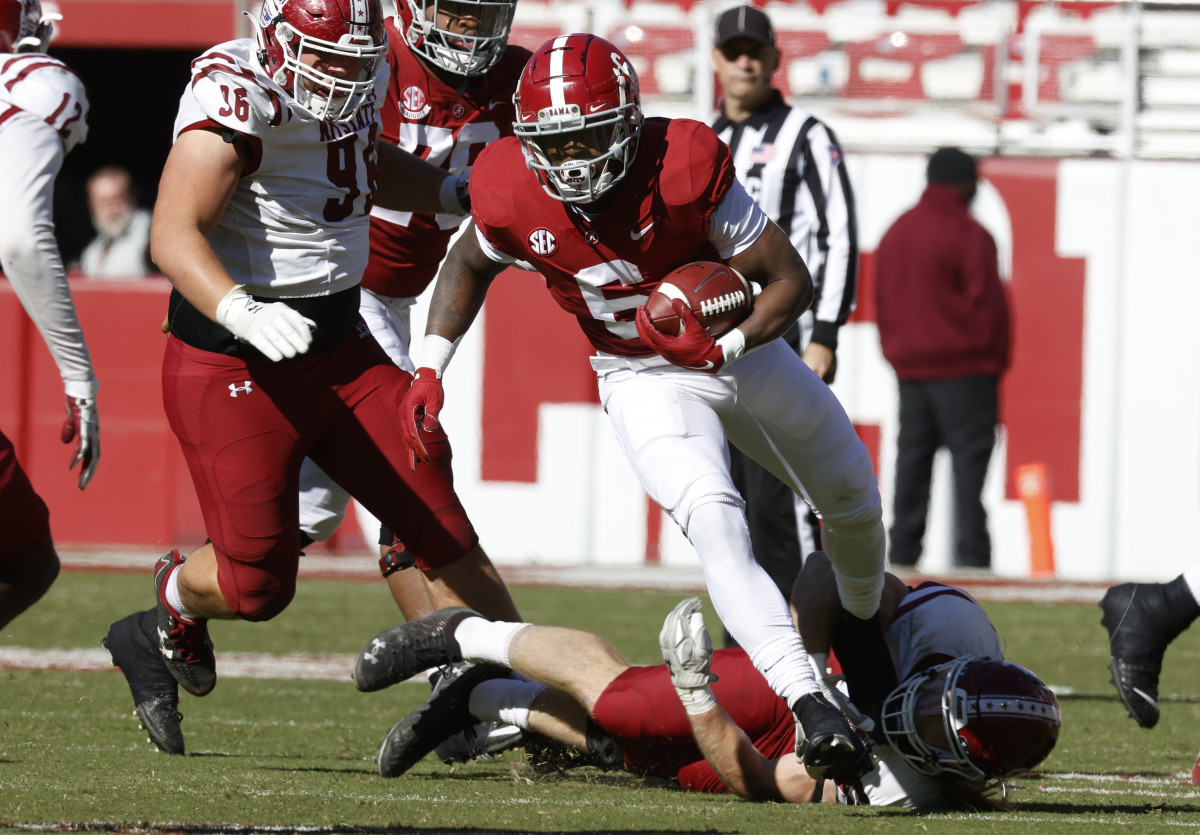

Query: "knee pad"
<box><xmin>673</xmin><ymin>477</ymin><xmax>744</xmax><ymax>535</ymax></box>
<box><xmin>220</xmin><ymin>550</ymin><xmax>298</xmax><ymax>622</ymax></box>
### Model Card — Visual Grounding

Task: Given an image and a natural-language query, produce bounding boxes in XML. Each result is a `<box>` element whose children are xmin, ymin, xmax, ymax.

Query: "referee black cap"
<box><xmin>715</xmin><ymin>5</ymin><xmax>775</xmax><ymax>48</ymax></box>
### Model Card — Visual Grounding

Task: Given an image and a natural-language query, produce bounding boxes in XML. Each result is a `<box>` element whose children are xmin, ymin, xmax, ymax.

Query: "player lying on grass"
<box><xmin>358</xmin><ymin>553</ymin><xmax>1061</xmax><ymax>808</ymax></box>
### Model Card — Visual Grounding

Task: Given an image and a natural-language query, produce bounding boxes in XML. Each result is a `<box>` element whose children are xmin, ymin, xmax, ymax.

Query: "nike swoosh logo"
<box><xmin>631</xmin><ymin>221</ymin><xmax>654</xmax><ymax>241</ymax></box>
<box><xmin>685</xmin><ymin>361</ymin><xmax>716</xmax><ymax>371</ymax></box>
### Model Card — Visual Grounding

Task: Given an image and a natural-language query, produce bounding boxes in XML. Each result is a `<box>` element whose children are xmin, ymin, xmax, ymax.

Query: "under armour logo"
<box><xmin>229</xmin><ymin>381</ymin><xmax>253</xmax><ymax>397</ymax></box>
<box><xmin>362</xmin><ymin>638</ymin><xmax>386</xmax><ymax>666</ymax></box>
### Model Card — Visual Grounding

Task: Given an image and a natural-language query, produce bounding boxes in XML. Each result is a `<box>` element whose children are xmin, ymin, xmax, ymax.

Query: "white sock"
<box><xmin>1182</xmin><ymin>564</ymin><xmax>1200</xmax><ymax>604</ymax></box>
<box><xmin>455</xmin><ymin>618</ymin><xmax>531</xmax><ymax>667</ymax></box>
<box><xmin>746</xmin><ymin>631</ymin><xmax>818</xmax><ymax>708</ymax></box>
<box><xmin>165</xmin><ymin>569</ymin><xmax>197</xmax><ymax>622</ymax></box>
<box><xmin>467</xmin><ymin>678</ymin><xmax>545</xmax><ymax>729</ymax></box>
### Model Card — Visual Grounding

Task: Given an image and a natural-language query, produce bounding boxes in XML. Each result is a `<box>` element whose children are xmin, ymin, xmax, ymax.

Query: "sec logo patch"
<box><xmin>401</xmin><ymin>85</ymin><xmax>431</xmax><ymax>120</ymax></box>
<box><xmin>529</xmin><ymin>228</ymin><xmax>557</xmax><ymax>256</ymax></box>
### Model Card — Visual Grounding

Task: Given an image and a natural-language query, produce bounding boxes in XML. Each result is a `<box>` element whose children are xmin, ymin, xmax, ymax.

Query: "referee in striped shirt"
<box><xmin>711</xmin><ymin>5</ymin><xmax>860</xmax><ymax>644</ymax></box>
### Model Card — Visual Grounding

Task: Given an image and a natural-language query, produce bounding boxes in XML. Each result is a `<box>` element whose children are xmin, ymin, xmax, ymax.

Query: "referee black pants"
<box><xmin>889</xmin><ymin>375</ymin><xmax>999</xmax><ymax>570</ymax></box>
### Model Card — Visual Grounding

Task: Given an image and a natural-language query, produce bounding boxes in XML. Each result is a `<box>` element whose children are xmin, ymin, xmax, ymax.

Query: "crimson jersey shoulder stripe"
<box><xmin>3</xmin><ymin>58</ymin><xmax>70</xmax><ymax>91</ymax></box>
<box><xmin>891</xmin><ymin>582</ymin><xmax>978</xmax><ymax>620</ymax></box>
<box><xmin>192</xmin><ymin>52</ymin><xmax>287</xmax><ymax>127</ymax></box>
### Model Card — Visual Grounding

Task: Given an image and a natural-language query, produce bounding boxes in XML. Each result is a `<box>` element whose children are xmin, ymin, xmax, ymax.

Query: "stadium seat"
<box><xmin>773</xmin><ymin>29</ymin><xmax>837</xmax><ymax>98</ymax></box>
<box><xmin>1033</xmin><ymin>33</ymin><xmax>1098</xmax><ymax>103</ymax></box>
<box><xmin>508</xmin><ymin>24</ymin><xmax>572</xmax><ymax>53</ymax></box>
<box><xmin>605</xmin><ymin>24</ymin><xmax>696</xmax><ymax>98</ymax></box>
<box><xmin>842</xmin><ymin>31</ymin><xmax>966</xmax><ymax>99</ymax></box>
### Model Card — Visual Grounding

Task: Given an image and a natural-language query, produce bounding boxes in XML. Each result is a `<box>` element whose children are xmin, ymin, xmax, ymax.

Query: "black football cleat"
<box><xmin>1099</xmin><ymin>582</ymin><xmax>1199</xmax><ymax>729</ymax></box>
<box><xmin>103</xmin><ymin>608</ymin><xmax>186</xmax><ymax>755</ymax></box>
<box><xmin>353</xmin><ymin>606</ymin><xmax>479</xmax><ymax>692</ymax></box>
<box><xmin>153</xmin><ymin>550</ymin><xmax>217</xmax><ymax>697</ymax></box>
<box><xmin>377</xmin><ymin>661</ymin><xmax>502</xmax><ymax>778</ymax></box>
<box><xmin>434</xmin><ymin>720</ymin><xmax>524</xmax><ymax>765</ymax></box>
<box><xmin>793</xmin><ymin>692</ymin><xmax>871</xmax><ymax>783</ymax></box>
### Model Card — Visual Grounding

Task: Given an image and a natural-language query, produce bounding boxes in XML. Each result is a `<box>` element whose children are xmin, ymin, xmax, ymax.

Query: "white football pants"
<box><xmin>595</xmin><ymin>338</ymin><xmax>885</xmax><ymax>707</ymax></box>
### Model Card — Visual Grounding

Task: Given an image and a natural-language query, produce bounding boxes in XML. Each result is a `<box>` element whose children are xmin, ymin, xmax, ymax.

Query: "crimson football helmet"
<box><xmin>513</xmin><ymin>33</ymin><xmax>643</xmax><ymax>204</ymax></box>
<box><xmin>881</xmin><ymin>656</ymin><xmax>1061</xmax><ymax>785</ymax></box>
<box><xmin>0</xmin><ymin>0</ymin><xmax>57</xmax><ymax>53</ymax></box>
<box><xmin>398</xmin><ymin>0</ymin><xmax>515</xmax><ymax>77</ymax></box>
<box><xmin>256</xmin><ymin>0</ymin><xmax>386</xmax><ymax>123</ymax></box>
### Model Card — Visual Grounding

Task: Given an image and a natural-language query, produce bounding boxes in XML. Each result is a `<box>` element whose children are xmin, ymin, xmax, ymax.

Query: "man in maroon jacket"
<box><xmin>874</xmin><ymin>147</ymin><xmax>1010</xmax><ymax>570</ymax></box>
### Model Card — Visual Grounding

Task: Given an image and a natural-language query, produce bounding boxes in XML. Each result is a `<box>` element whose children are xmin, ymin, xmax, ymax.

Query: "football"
<box><xmin>642</xmin><ymin>261</ymin><xmax>753</xmax><ymax>337</ymax></box>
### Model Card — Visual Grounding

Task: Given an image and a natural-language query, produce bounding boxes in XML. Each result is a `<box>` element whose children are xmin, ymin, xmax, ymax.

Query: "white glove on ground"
<box><xmin>659</xmin><ymin>597</ymin><xmax>719</xmax><ymax>715</ymax></box>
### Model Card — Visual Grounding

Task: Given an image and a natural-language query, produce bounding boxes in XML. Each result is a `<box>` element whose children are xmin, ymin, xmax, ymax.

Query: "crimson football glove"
<box><xmin>635</xmin><ymin>298</ymin><xmax>726</xmax><ymax>374</ymax></box>
<box><xmin>61</xmin><ymin>379</ymin><xmax>100</xmax><ymax>490</ymax></box>
<box><xmin>400</xmin><ymin>367</ymin><xmax>445</xmax><ymax>470</ymax></box>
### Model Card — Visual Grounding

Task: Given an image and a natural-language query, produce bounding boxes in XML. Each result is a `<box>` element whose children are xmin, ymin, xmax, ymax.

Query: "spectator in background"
<box><xmin>1100</xmin><ymin>563</ymin><xmax>1200</xmax><ymax>728</ymax></box>
<box><xmin>79</xmin><ymin>165</ymin><xmax>155</xmax><ymax>277</ymax></box>
<box><xmin>874</xmin><ymin>147</ymin><xmax>1010</xmax><ymax>571</ymax></box>
<box><xmin>709</xmin><ymin>4</ymin><xmax>859</xmax><ymax>641</ymax></box>
<box><xmin>0</xmin><ymin>0</ymin><xmax>101</xmax><ymax>628</ymax></box>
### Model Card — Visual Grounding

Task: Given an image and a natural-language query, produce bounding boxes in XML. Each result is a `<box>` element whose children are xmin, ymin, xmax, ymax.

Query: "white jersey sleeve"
<box><xmin>0</xmin><ymin>58</ymin><xmax>94</xmax><ymax>387</ymax></box>
<box><xmin>0</xmin><ymin>53</ymin><xmax>88</xmax><ymax>153</ymax></box>
<box><xmin>175</xmin><ymin>44</ymin><xmax>288</xmax><ymax>142</ymax></box>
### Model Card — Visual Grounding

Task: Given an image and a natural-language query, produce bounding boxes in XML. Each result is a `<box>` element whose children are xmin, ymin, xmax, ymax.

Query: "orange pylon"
<box><xmin>1016</xmin><ymin>462</ymin><xmax>1055</xmax><ymax>578</ymax></box>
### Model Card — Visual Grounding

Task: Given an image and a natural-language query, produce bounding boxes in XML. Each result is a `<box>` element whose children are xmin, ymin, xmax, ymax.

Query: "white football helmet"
<box><xmin>512</xmin><ymin>33</ymin><xmax>643</xmax><ymax>204</ymax></box>
<box><xmin>399</xmin><ymin>0</ymin><xmax>515</xmax><ymax>77</ymax></box>
<box><xmin>256</xmin><ymin>0</ymin><xmax>387</xmax><ymax>123</ymax></box>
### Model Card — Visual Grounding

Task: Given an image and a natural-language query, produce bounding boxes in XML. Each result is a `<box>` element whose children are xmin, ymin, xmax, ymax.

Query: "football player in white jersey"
<box><xmin>296</xmin><ymin>0</ymin><xmax>530</xmax><ymax>633</ymax></box>
<box><xmin>102</xmin><ymin>0</ymin><xmax>518</xmax><ymax>757</ymax></box>
<box><xmin>356</xmin><ymin>554</ymin><xmax>1060</xmax><ymax>808</ymax></box>
<box><xmin>0</xmin><ymin>0</ymin><xmax>100</xmax><ymax>629</ymax></box>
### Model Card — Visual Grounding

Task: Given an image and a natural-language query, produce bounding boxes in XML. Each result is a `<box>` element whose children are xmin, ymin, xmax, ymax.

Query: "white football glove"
<box><xmin>61</xmin><ymin>378</ymin><xmax>100</xmax><ymax>490</ymax></box>
<box><xmin>808</xmin><ymin>652</ymin><xmax>876</xmax><ymax>736</ymax></box>
<box><xmin>216</xmin><ymin>285</ymin><xmax>316</xmax><ymax>362</ymax></box>
<box><xmin>659</xmin><ymin>597</ymin><xmax>719</xmax><ymax>715</ymax></box>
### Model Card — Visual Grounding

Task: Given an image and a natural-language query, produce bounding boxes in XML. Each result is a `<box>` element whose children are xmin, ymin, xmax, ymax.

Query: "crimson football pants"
<box><xmin>162</xmin><ymin>331</ymin><xmax>477</xmax><ymax>621</ymax></box>
<box><xmin>0</xmin><ymin>428</ymin><xmax>51</xmax><ymax>560</ymax></box>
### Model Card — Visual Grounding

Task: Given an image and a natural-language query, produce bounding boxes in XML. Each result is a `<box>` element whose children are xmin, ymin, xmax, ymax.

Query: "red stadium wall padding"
<box><xmin>0</xmin><ymin>279</ymin><xmax>199</xmax><ymax>548</ymax></box>
<box><xmin>480</xmin><ymin>267</ymin><xmax>599</xmax><ymax>483</ymax></box>
<box><xmin>985</xmin><ymin>157</ymin><xmax>1085</xmax><ymax>503</ymax></box>
<box><xmin>0</xmin><ymin>279</ymin><xmax>357</xmax><ymax>554</ymax></box>
<box><xmin>53</xmin><ymin>0</ymin><xmax>241</xmax><ymax>50</ymax></box>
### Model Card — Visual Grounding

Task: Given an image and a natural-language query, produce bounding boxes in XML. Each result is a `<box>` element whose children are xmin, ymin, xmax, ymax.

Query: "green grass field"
<box><xmin>1</xmin><ymin>569</ymin><xmax>1198</xmax><ymax>833</ymax></box>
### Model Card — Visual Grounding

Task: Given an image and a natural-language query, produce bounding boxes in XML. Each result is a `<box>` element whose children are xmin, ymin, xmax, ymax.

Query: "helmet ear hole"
<box><xmin>956</xmin><ymin>728</ymin><xmax>991</xmax><ymax>773</ymax></box>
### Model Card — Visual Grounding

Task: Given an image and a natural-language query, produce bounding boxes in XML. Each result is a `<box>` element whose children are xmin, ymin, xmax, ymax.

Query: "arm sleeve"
<box><xmin>708</xmin><ymin>178</ymin><xmax>770</xmax><ymax>260</ymax></box>
<box><xmin>800</xmin><ymin>123</ymin><xmax>857</xmax><ymax>349</ymax></box>
<box><xmin>0</xmin><ymin>113</ymin><xmax>95</xmax><ymax>385</ymax></box>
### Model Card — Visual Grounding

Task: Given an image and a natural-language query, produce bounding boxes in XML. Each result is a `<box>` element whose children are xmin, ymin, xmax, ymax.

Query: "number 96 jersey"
<box><xmin>173</xmin><ymin>38</ymin><xmax>389</xmax><ymax>297</ymax></box>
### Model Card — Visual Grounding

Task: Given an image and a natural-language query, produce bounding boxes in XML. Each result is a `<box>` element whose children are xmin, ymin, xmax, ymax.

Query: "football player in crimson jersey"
<box><xmin>101</xmin><ymin>0</ymin><xmax>520</xmax><ymax>757</ymax></box>
<box><xmin>296</xmin><ymin>0</ymin><xmax>530</xmax><ymax>630</ymax></box>
<box><xmin>0</xmin><ymin>0</ymin><xmax>100</xmax><ymax>629</ymax></box>
<box><xmin>367</xmin><ymin>555</ymin><xmax>1059</xmax><ymax>809</ymax></box>
<box><xmin>394</xmin><ymin>32</ymin><xmax>891</xmax><ymax>783</ymax></box>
